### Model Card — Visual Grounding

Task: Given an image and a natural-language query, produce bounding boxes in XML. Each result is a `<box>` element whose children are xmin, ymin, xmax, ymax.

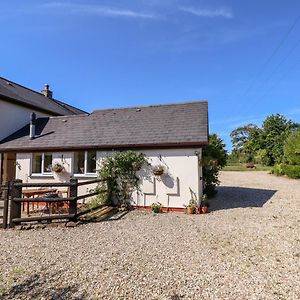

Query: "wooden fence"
<box><xmin>0</xmin><ymin>182</ymin><xmax>10</xmax><ymax>229</ymax></box>
<box><xmin>1</xmin><ymin>178</ymin><xmax>107</xmax><ymax>228</ymax></box>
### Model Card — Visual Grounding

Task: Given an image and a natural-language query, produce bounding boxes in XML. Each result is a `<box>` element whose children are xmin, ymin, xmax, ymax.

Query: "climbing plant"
<box><xmin>96</xmin><ymin>151</ymin><xmax>149</xmax><ymax>207</ymax></box>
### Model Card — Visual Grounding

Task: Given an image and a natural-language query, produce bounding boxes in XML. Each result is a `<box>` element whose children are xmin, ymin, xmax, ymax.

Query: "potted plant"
<box><xmin>150</xmin><ymin>202</ymin><xmax>162</xmax><ymax>213</ymax></box>
<box><xmin>200</xmin><ymin>194</ymin><xmax>209</xmax><ymax>214</ymax></box>
<box><xmin>52</xmin><ymin>162</ymin><xmax>65</xmax><ymax>173</ymax></box>
<box><xmin>184</xmin><ymin>198</ymin><xmax>197</xmax><ymax>214</ymax></box>
<box><xmin>152</xmin><ymin>164</ymin><xmax>165</xmax><ymax>176</ymax></box>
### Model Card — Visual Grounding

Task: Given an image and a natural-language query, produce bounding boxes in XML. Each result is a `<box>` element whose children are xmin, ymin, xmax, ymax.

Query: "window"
<box><xmin>31</xmin><ymin>153</ymin><xmax>53</xmax><ymax>174</ymax></box>
<box><xmin>74</xmin><ymin>151</ymin><xmax>85</xmax><ymax>174</ymax></box>
<box><xmin>74</xmin><ymin>151</ymin><xmax>97</xmax><ymax>175</ymax></box>
<box><xmin>87</xmin><ymin>151</ymin><xmax>96</xmax><ymax>173</ymax></box>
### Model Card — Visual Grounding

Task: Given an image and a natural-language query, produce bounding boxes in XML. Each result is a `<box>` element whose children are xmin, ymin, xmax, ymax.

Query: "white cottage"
<box><xmin>0</xmin><ymin>101</ymin><xmax>208</xmax><ymax>211</ymax></box>
<box><xmin>0</xmin><ymin>76</ymin><xmax>86</xmax><ymax>184</ymax></box>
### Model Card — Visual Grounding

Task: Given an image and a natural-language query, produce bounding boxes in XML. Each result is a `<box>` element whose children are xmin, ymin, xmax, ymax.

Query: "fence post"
<box><xmin>69</xmin><ymin>178</ymin><xmax>78</xmax><ymax>220</ymax></box>
<box><xmin>2</xmin><ymin>181</ymin><xmax>10</xmax><ymax>229</ymax></box>
<box><xmin>9</xmin><ymin>179</ymin><xmax>22</xmax><ymax>228</ymax></box>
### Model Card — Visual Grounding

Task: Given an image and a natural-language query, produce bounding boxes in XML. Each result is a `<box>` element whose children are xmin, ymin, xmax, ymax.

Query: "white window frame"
<box><xmin>73</xmin><ymin>151</ymin><xmax>97</xmax><ymax>176</ymax></box>
<box><xmin>31</xmin><ymin>153</ymin><xmax>53</xmax><ymax>175</ymax></box>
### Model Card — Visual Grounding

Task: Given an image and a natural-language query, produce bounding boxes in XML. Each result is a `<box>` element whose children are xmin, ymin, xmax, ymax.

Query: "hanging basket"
<box><xmin>52</xmin><ymin>163</ymin><xmax>65</xmax><ymax>173</ymax></box>
<box><xmin>152</xmin><ymin>165</ymin><xmax>165</xmax><ymax>176</ymax></box>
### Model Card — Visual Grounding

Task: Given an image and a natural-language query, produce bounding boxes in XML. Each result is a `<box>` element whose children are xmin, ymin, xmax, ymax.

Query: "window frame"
<box><xmin>73</xmin><ymin>151</ymin><xmax>97</xmax><ymax>176</ymax></box>
<box><xmin>31</xmin><ymin>152</ymin><xmax>53</xmax><ymax>175</ymax></box>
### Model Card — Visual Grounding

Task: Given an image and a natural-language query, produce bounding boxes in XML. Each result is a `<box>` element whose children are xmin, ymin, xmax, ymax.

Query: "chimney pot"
<box><xmin>41</xmin><ymin>83</ymin><xmax>53</xmax><ymax>98</ymax></box>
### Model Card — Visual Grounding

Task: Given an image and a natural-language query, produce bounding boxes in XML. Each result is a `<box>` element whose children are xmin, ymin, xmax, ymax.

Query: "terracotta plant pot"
<box><xmin>201</xmin><ymin>206</ymin><xmax>208</xmax><ymax>214</ymax></box>
<box><xmin>187</xmin><ymin>206</ymin><xmax>195</xmax><ymax>214</ymax></box>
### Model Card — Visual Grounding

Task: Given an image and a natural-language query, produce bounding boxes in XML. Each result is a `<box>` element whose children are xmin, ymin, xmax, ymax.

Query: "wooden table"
<box><xmin>22</xmin><ymin>188</ymin><xmax>57</xmax><ymax>215</ymax></box>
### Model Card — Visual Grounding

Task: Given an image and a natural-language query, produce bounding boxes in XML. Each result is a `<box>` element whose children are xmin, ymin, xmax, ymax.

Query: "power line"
<box><xmin>242</xmin><ymin>14</ymin><xmax>300</xmax><ymax>98</ymax></box>
<box><xmin>231</xmin><ymin>13</ymin><xmax>300</xmax><ymax>118</ymax></box>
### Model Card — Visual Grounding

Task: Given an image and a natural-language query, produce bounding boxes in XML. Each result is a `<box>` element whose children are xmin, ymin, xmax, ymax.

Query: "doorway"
<box><xmin>1</xmin><ymin>153</ymin><xmax>16</xmax><ymax>184</ymax></box>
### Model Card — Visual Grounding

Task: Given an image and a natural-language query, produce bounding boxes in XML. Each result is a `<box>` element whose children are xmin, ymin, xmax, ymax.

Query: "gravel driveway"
<box><xmin>0</xmin><ymin>171</ymin><xmax>299</xmax><ymax>300</ymax></box>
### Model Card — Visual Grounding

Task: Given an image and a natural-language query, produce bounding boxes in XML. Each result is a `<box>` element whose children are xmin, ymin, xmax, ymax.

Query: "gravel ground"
<box><xmin>0</xmin><ymin>171</ymin><xmax>299</xmax><ymax>300</ymax></box>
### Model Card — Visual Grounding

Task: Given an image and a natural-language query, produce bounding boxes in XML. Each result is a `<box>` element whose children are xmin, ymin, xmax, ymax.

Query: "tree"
<box><xmin>230</xmin><ymin>114</ymin><xmax>298</xmax><ymax>166</ymax></box>
<box><xmin>202</xmin><ymin>134</ymin><xmax>227</xmax><ymax>197</ymax></box>
<box><xmin>261</xmin><ymin>114</ymin><xmax>298</xmax><ymax>165</ymax></box>
<box><xmin>284</xmin><ymin>128</ymin><xmax>300</xmax><ymax>165</ymax></box>
<box><xmin>230</xmin><ymin>124</ymin><xmax>262</xmax><ymax>162</ymax></box>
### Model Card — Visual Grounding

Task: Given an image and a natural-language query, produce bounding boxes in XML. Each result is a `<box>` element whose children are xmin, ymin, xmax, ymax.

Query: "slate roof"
<box><xmin>0</xmin><ymin>101</ymin><xmax>208</xmax><ymax>151</ymax></box>
<box><xmin>0</xmin><ymin>77</ymin><xmax>86</xmax><ymax>115</ymax></box>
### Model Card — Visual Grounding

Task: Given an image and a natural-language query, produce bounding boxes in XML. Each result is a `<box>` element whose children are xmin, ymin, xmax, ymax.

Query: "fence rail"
<box><xmin>4</xmin><ymin>178</ymin><xmax>106</xmax><ymax>228</ymax></box>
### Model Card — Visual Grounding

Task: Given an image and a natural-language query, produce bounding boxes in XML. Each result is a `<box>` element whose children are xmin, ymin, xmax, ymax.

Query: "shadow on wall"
<box><xmin>210</xmin><ymin>186</ymin><xmax>277</xmax><ymax>211</ymax></box>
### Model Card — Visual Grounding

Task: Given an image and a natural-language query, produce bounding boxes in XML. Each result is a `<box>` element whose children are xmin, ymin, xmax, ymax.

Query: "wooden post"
<box><xmin>69</xmin><ymin>178</ymin><xmax>78</xmax><ymax>220</ymax></box>
<box><xmin>10</xmin><ymin>179</ymin><xmax>22</xmax><ymax>227</ymax></box>
<box><xmin>2</xmin><ymin>181</ymin><xmax>10</xmax><ymax>229</ymax></box>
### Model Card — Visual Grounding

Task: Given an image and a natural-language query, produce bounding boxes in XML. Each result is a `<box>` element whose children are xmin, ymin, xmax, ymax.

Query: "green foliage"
<box><xmin>202</xmin><ymin>134</ymin><xmax>227</xmax><ymax>197</ymax></box>
<box><xmin>230</xmin><ymin>114</ymin><xmax>298</xmax><ymax>166</ymax></box>
<box><xmin>97</xmin><ymin>151</ymin><xmax>149</xmax><ymax>206</ymax></box>
<box><xmin>230</xmin><ymin>124</ymin><xmax>259</xmax><ymax>152</ymax></box>
<box><xmin>261</xmin><ymin>114</ymin><xmax>297</xmax><ymax>165</ymax></box>
<box><xmin>271</xmin><ymin>164</ymin><xmax>285</xmax><ymax>176</ymax></box>
<box><xmin>272</xmin><ymin>164</ymin><xmax>300</xmax><ymax>179</ymax></box>
<box><xmin>85</xmin><ymin>196</ymin><xmax>106</xmax><ymax>210</ymax></box>
<box><xmin>282</xmin><ymin>165</ymin><xmax>300</xmax><ymax>179</ymax></box>
<box><xmin>254</xmin><ymin>149</ymin><xmax>271</xmax><ymax>166</ymax></box>
<box><xmin>283</xmin><ymin>128</ymin><xmax>300</xmax><ymax>165</ymax></box>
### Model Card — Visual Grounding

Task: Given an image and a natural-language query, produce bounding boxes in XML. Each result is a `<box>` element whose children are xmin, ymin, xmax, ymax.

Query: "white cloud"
<box><xmin>179</xmin><ymin>6</ymin><xmax>233</xmax><ymax>19</ymax></box>
<box><xmin>42</xmin><ymin>2</ymin><xmax>156</xmax><ymax>19</ymax></box>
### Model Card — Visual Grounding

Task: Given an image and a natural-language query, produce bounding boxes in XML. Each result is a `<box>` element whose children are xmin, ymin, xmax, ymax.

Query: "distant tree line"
<box><xmin>229</xmin><ymin>113</ymin><xmax>300</xmax><ymax>178</ymax></box>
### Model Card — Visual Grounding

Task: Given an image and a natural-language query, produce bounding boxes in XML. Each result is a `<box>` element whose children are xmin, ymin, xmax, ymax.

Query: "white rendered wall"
<box><xmin>0</xmin><ymin>99</ymin><xmax>49</xmax><ymax>140</ymax></box>
<box><xmin>16</xmin><ymin>148</ymin><xmax>202</xmax><ymax>209</ymax></box>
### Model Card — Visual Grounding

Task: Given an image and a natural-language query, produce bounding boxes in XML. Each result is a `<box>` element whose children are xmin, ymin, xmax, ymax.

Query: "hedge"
<box><xmin>272</xmin><ymin>164</ymin><xmax>300</xmax><ymax>179</ymax></box>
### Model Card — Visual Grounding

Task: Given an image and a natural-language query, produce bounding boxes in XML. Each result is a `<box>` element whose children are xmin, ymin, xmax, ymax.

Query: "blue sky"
<box><xmin>1</xmin><ymin>1</ymin><xmax>300</xmax><ymax>150</ymax></box>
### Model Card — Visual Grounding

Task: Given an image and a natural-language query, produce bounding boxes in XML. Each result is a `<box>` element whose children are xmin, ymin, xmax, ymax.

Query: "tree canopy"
<box><xmin>230</xmin><ymin>114</ymin><xmax>298</xmax><ymax>166</ymax></box>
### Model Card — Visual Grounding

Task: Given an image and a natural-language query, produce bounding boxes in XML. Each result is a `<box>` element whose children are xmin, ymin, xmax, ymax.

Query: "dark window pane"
<box><xmin>44</xmin><ymin>153</ymin><xmax>53</xmax><ymax>173</ymax></box>
<box><xmin>32</xmin><ymin>153</ymin><xmax>42</xmax><ymax>174</ymax></box>
<box><xmin>74</xmin><ymin>152</ymin><xmax>85</xmax><ymax>174</ymax></box>
<box><xmin>87</xmin><ymin>151</ymin><xmax>96</xmax><ymax>173</ymax></box>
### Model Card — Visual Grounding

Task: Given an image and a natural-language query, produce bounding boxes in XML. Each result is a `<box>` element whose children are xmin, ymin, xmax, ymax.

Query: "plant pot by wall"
<box><xmin>201</xmin><ymin>206</ymin><xmax>208</xmax><ymax>214</ymax></box>
<box><xmin>152</xmin><ymin>207</ymin><xmax>161</xmax><ymax>213</ymax></box>
<box><xmin>187</xmin><ymin>207</ymin><xmax>195</xmax><ymax>214</ymax></box>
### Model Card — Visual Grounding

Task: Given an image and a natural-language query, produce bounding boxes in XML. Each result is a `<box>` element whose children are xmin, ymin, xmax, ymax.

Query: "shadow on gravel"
<box><xmin>210</xmin><ymin>186</ymin><xmax>277</xmax><ymax>211</ymax></box>
<box><xmin>0</xmin><ymin>273</ymin><xmax>86</xmax><ymax>300</ymax></box>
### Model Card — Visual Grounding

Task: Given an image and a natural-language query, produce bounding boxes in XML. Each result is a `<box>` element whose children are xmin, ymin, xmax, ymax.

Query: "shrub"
<box><xmin>284</xmin><ymin>128</ymin><xmax>300</xmax><ymax>165</ymax></box>
<box><xmin>202</xmin><ymin>134</ymin><xmax>227</xmax><ymax>197</ymax></box>
<box><xmin>281</xmin><ymin>164</ymin><xmax>300</xmax><ymax>179</ymax></box>
<box><xmin>272</xmin><ymin>163</ymin><xmax>300</xmax><ymax>179</ymax></box>
<box><xmin>271</xmin><ymin>164</ymin><xmax>285</xmax><ymax>176</ymax></box>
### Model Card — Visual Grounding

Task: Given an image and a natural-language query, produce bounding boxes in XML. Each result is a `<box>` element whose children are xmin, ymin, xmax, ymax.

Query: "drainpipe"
<box><xmin>29</xmin><ymin>112</ymin><xmax>36</xmax><ymax>140</ymax></box>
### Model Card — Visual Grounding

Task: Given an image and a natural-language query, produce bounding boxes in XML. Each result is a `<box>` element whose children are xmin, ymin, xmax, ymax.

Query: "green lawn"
<box><xmin>222</xmin><ymin>164</ymin><xmax>272</xmax><ymax>172</ymax></box>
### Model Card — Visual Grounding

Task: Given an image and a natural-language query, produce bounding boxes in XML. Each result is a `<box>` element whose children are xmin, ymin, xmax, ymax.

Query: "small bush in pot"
<box><xmin>184</xmin><ymin>198</ymin><xmax>197</xmax><ymax>214</ymax></box>
<box><xmin>200</xmin><ymin>194</ymin><xmax>209</xmax><ymax>214</ymax></box>
<box><xmin>151</xmin><ymin>202</ymin><xmax>162</xmax><ymax>213</ymax></box>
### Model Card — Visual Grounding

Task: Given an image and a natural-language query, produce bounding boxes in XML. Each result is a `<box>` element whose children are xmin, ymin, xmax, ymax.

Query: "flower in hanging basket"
<box><xmin>52</xmin><ymin>162</ymin><xmax>65</xmax><ymax>173</ymax></box>
<box><xmin>152</xmin><ymin>164</ymin><xmax>165</xmax><ymax>176</ymax></box>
